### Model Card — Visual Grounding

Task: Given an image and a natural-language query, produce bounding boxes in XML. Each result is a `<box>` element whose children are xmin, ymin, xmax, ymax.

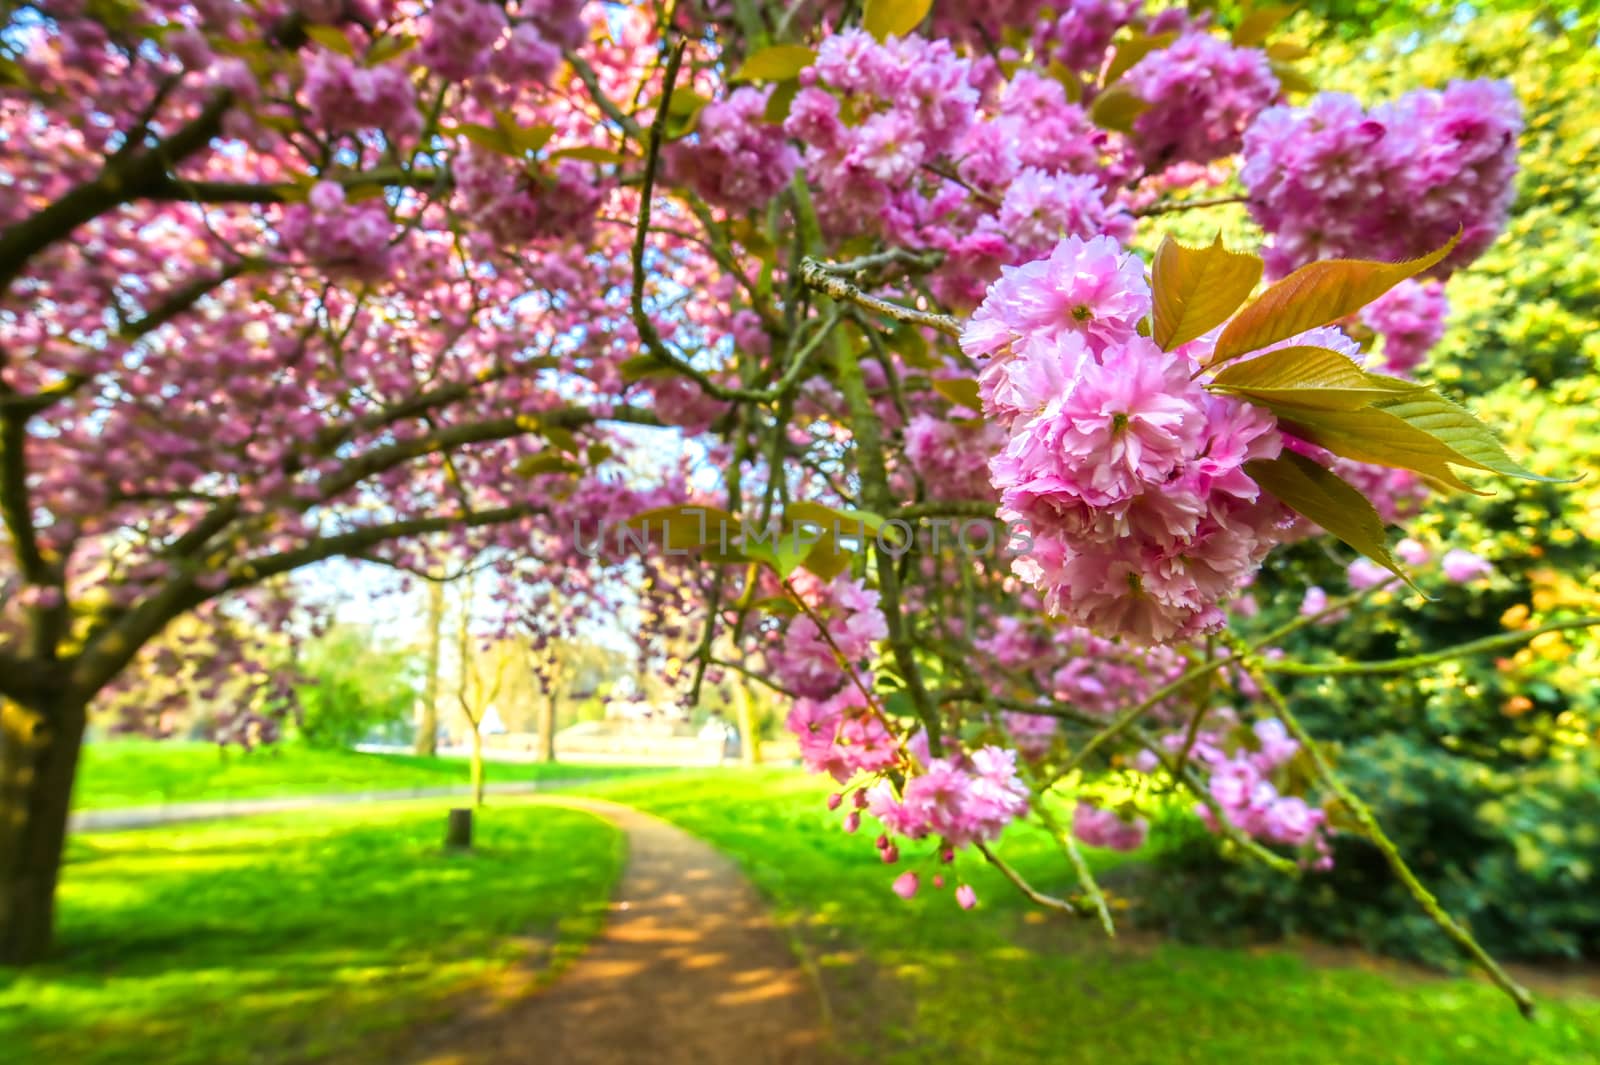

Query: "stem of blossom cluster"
<box><xmin>1240</xmin><ymin>650</ymin><xmax>1537</xmax><ymax>1018</ymax></box>
<box><xmin>1258</xmin><ymin>615</ymin><xmax>1600</xmax><ymax>676</ymax></box>
<box><xmin>975</xmin><ymin>843</ymin><xmax>1098</xmax><ymax>918</ymax></box>
<box><xmin>798</xmin><ymin>258</ymin><xmax>963</xmax><ymax>339</ymax></box>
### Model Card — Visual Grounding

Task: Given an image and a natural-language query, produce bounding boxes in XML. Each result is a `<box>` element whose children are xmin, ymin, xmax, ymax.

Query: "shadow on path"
<box><xmin>395</xmin><ymin>798</ymin><xmax>830</xmax><ymax>1065</ymax></box>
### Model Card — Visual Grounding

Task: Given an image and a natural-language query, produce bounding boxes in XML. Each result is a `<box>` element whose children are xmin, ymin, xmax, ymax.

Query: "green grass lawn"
<box><xmin>583</xmin><ymin>769</ymin><xmax>1600</xmax><ymax>1065</ymax></box>
<box><xmin>73</xmin><ymin>740</ymin><xmax>665</xmax><ymax>810</ymax></box>
<box><xmin>0</xmin><ymin>801</ymin><xmax>623</xmax><ymax>1065</ymax></box>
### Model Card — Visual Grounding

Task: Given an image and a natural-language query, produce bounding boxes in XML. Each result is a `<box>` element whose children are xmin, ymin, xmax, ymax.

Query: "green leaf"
<box><xmin>763</xmin><ymin>79</ymin><xmax>801</xmax><ymax>123</ymax></box>
<box><xmin>620</xmin><ymin>354</ymin><xmax>675</xmax><ymax>382</ymax></box>
<box><xmin>932</xmin><ymin>377</ymin><xmax>982</xmax><ymax>412</ymax></box>
<box><xmin>549</xmin><ymin>145</ymin><xmax>628</xmax><ymax>164</ymax></box>
<box><xmin>784</xmin><ymin>501</ymin><xmax>886</xmax><ymax>534</ymax></box>
<box><xmin>451</xmin><ymin>122</ymin><xmax>516</xmax><ymax>157</ymax></box>
<box><xmin>1366</xmin><ymin>391</ymin><xmax>1567</xmax><ymax>482</ymax></box>
<box><xmin>1244</xmin><ymin>452</ymin><xmax>1413</xmax><ymax>589</ymax></box>
<box><xmin>513</xmin><ymin>453</ymin><xmax>582</xmax><ymax>477</ymax></box>
<box><xmin>1233</xmin><ymin>4</ymin><xmax>1298</xmax><ymax>47</ymax></box>
<box><xmin>1261</xmin><ymin>386</ymin><xmax>1565</xmax><ymax>494</ymax></box>
<box><xmin>305</xmin><ymin>25</ymin><xmax>356</xmax><ymax>56</ymax></box>
<box><xmin>733</xmin><ymin>45</ymin><xmax>816</xmax><ymax>82</ymax></box>
<box><xmin>542</xmin><ymin>426</ymin><xmax>580</xmax><ymax>454</ymax></box>
<box><xmin>365</xmin><ymin>33</ymin><xmax>416</xmax><ymax>66</ymax></box>
<box><xmin>1212</xmin><ymin>233</ymin><xmax>1460</xmax><ymax>365</ymax></box>
<box><xmin>494</xmin><ymin>114</ymin><xmax>556</xmax><ymax>155</ymax></box>
<box><xmin>1089</xmin><ymin>84</ymin><xmax>1151</xmax><ymax>134</ymax></box>
<box><xmin>624</xmin><ymin>505</ymin><xmax>744</xmax><ymax>553</ymax></box>
<box><xmin>1151</xmin><ymin>234</ymin><xmax>1263</xmax><ymax>350</ymax></box>
<box><xmin>1209</xmin><ymin>346</ymin><xmax>1424</xmax><ymax>410</ymax></box>
<box><xmin>1104</xmin><ymin>31</ymin><xmax>1176</xmax><ymax>86</ymax></box>
<box><xmin>862</xmin><ymin>0</ymin><xmax>932</xmax><ymax>40</ymax></box>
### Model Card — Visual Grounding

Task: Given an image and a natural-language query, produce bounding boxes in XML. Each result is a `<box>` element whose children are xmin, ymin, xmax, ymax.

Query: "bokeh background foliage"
<box><xmin>1141</xmin><ymin>3</ymin><xmax>1600</xmax><ymax>965</ymax></box>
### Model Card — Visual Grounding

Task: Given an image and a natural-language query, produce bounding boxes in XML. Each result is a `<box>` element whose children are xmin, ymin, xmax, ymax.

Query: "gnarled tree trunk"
<box><xmin>0</xmin><ymin>691</ymin><xmax>87</xmax><ymax>966</ymax></box>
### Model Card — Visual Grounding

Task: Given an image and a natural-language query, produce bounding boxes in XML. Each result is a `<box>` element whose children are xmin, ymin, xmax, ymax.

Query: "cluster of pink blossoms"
<box><xmin>787</xmin><ymin>687</ymin><xmax>899</xmax><ymax>784</ymax></box>
<box><xmin>1123</xmin><ymin>32</ymin><xmax>1281</xmax><ymax>168</ymax></box>
<box><xmin>866</xmin><ymin>746</ymin><xmax>1031</xmax><ymax>849</ymax></box>
<box><xmin>1241</xmin><ymin>81</ymin><xmax>1522</xmax><ymax>276</ymax></box>
<box><xmin>1178</xmin><ymin>718</ymin><xmax>1330</xmax><ymax>858</ymax></box>
<box><xmin>903</xmin><ymin>412</ymin><xmax>1007</xmax><ymax>502</ymax></box>
<box><xmin>785</xmin><ymin>33</ymin><xmax>1131</xmax><ymax>306</ymax></box>
<box><xmin>665</xmin><ymin>86</ymin><xmax>800</xmax><ymax>212</ymax></box>
<box><xmin>965</xmin><ymin>235</ymin><xmax>1292</xmax><ymax>644</ymax></box>
<box><xmin>278</xmin><ymin>181</ymin><xmax>397</xmax><ymax>280</ymax></box>
<box><xmin>418</xmin><ymin>0</ymin><xmax>508</xmax><ymax>80</ymax></box>
<box><xmin>302</xmin><ymin>51</ymin><xmax>421</xmax><ymax>140</ymax></box>
<box><xmin>454</xmin><ymin>156</ymin><xmax>606</xmax><ymax>245</ymax></box>
<box><xmin>770</xmin><ymin>576</ymin><xmax>888</xmax><ymax>700</ymax></box>
<box><xmin>1360</xmin><ymin>278</ymin><xmax>1450</xmax><ymax>375</ymax></box>
<box><xmin>1072</xmin><ymin>801</ymin><xmax>1149</xmax><ymax>851</ymax></box>
<box><xmin>1031</xmin><ymin>0</ymin><xmax>1137</xmax><ymax>72</ymax></box>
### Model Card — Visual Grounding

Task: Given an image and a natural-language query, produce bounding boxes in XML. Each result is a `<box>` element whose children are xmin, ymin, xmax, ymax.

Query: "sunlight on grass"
<box><xmin>583</xmin><ymin>769</ymin><xmax>1600</xmax><ymax>1065</ymax></box>
<box><xmin>72</xmin><ymin>740</ymin><xmax>668</xmax><ymax>809</ymax></box>
<box><xmin>1</xmin><ymin>801</ymin><xmax>623</xmax><ymax>1065</ymax></box>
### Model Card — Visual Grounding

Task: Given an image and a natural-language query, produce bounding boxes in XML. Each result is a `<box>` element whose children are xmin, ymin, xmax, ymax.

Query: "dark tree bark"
<box><xmin>0</xmin><ymin>688</ymin><xmax>87</xmax><ymax>965</ymax></box>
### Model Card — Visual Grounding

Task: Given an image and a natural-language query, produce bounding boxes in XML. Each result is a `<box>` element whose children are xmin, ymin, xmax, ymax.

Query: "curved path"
<box><xmin>395</xmin><ymin>797</ymin><xmax>830</xmax><ymax>1065</ymax></box>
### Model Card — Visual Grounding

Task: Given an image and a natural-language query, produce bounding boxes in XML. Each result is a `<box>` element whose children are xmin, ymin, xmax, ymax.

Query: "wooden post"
<box><xmin>445</xmin><ymin>808</ymin><xmax>473</xmax><ymax>850</ymax></box>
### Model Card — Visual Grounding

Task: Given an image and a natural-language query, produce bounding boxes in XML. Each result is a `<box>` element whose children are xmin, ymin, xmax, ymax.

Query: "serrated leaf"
<box><xmin>1244</xmin><ymin>452</ymin><xmax>1413</xmax><ymax>589</ymax></box>
<box><xmin>1104</xmin><ymin>31</ymin><xmax>1176</xmax><ymax>86</ymax></box>
<box><xmin>1089</xmin><ymin>84</ymin><xmax>1151</xmax><ymax>134</ymax></box>
<box><xmin>305</xmin><ymin>25</ymin><xmax>356</xmax><ymax>56</ymax></box>
<box><xmin>862</xmin><ymin>0</ymin><xmax>933</xmax><ymax>40</ymax></box>
<box><xmin>1270</xmin><ymin>60</ymin><xmax>1316</xmax><ymax>95</ymax></box>
<box><xmin>1151</xmin><ymin>234</ymin><xmax>1263</xmax><ymax>350</ymax></box>
<box><xmin>550</xmin><ymin>145</ymin><xmax>628</xmax><ymax>164</ymax></box>
<box><xmin>1233</xmin><ymin>4</ymin><xmax>1297</xmax><ymax>47</ymax></box>
<box><xmin>932</xmin><ymin>377</ymin><xmax>981</xmax><ymax>412</ymax></box>
<box><xmin>1209</xmin><ymin>346</ymin><xmax>1424</xmax><ymax>410</ymax></box>
<box><xmin>1366</xmin><ymin>391</ymin><xmax>1567</xmax><ymax>482</ymax></box>
<box><xmin>1212</xmin><ymin>233</ymin><xmax>1460</xmax><ymax>365</ymax></box>
<box><xmin>365</xmin><ymin>33</ymin><xmax>416</xmax><ymax>66</ymax></box>
<box><xmin>733</xmin><ymin>44</ymin><xmax>816</xmax><ymax>82</ymax></box>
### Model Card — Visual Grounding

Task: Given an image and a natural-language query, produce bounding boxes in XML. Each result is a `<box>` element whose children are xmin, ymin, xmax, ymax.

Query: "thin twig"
<box><xmin>800</xmin><ymin>258</ymin><xmax>963</xmax><ymax>339</ymax></box>
<box><xmin>1259</xmin><ymin>616</ymin><xmax>1600</xmax><ymax>676</ymax></box>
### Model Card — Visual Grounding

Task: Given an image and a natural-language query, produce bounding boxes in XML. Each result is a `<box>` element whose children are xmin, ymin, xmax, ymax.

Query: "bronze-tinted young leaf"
<box><xmin>1209</xmin><ymin>345</ymin><xmax>1423</xmax><ymax>410</ymax></box>
<box><xmin>932</xmin><ymin>377</ymin><xmax>982</xmax><ymax>412</ymax></box>
<box><xmin>1089</xmin><ymin>84</ymin><xmax>1151</xmax><ymax>134</ymax></box>
<box><xmin>619</xmin><ymin>354</ymin><xmax>675</xmax><ymax>382</ymax></box>
<box><xmin>305</xmin><ymin>24</ymin><xmax>357</xmax><ymax>56</ymax></box>
<box><xmin>733</xmin><ymin>45</ymin><xmax>817</xmax><ymax>82</ymax></box>
<box><xmin>1151</xmin><ymin>234</ymin><xmax>1263</xmax><ymax>350</ymax></box>
<box><xmin>1270</xmin><ymin>60</ymin><xmax>1316</xmax><ymax>95</ymax></box>
<box><xmin>1232</xmin><ymin>4</ymin><xmax>1298</xmax><ymax>47</ymax></box>
<box><xmin>549</xmin><ymin>145</ymin><xmax>628</xmax><ymax>164</ymax></box>
<box><xmin>513</xmin><ymin>453</ymin><xmax>581</xmax><ymax>477</ymax></box>
<box><xmin>1266</xmin><ymin>40</ymin><xmax>1310</xmax><ymax>61</ymax></box>
<box><xmin>1212</xmin><ymin>233</ymin><xmax>1460</xmax><ymax>364</ymax></box>
<box><xmin>862</xmin><ymin>0</ymin><xmax>933</xmax><ymax>40</ymax></box>
<box><xmin>1244</xmin><ymin>452</ymin><xmax>1414</xmax><ymax>588</ymax></box>
<box><xmin>624</xmin><ymin>505</ymin><xmax>743</xmax><ymax>552</ymax></box>
<box><xmin>1103</xmin><ymin>31</ymin><xmax>1176</xmax><ymax>86</ymax></box>
<box><xmin>763</xmin><ymin>79</ymin><xmax>801</xmax><ymax>123</ymax></box>
<box><xmin>365</xmin><ymin>33</ymin><xmax>417</xmax><ymax>66</ymax></box>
